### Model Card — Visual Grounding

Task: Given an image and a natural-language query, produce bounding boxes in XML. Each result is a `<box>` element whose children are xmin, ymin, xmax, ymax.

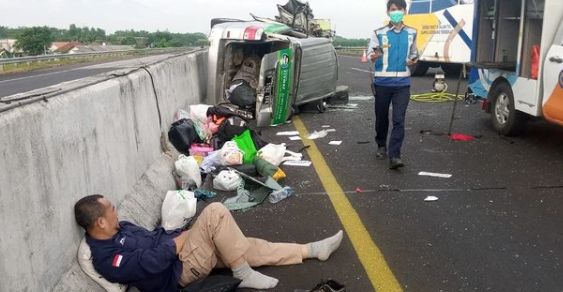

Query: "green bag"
<box><xmin>232</xmin><ymin>130</ymin><xmax>257</xmax><ymax>164</ymax></box>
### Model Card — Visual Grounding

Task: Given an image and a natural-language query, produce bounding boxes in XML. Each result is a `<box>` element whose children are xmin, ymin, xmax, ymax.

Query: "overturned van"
<box><xmin>207</xmin><ymin>19</ymin><xmax>348</xmax><ymax>127</ymax></box>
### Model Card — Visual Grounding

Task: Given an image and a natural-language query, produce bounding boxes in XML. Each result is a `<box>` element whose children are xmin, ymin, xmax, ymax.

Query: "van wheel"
<box><xmin>490</xmin><ymin>82</ymin><xmax>528</xmax><ymax>136</ymax></box>
<box><xmin>410</xmin><ymin>62</ymin><xmax>429</xmax><ymax>76</ymax></box>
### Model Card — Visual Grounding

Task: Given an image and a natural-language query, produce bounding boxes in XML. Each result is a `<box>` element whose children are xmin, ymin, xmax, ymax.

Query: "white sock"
<box><xmin>307</xmin><ymin>230</ymin><xmax>344</xmax><ymax>261</ymax></box>
<box><xmin>232</xmin><ymin>262</ymin><xmax>279</xmax><ymax>289</ymax></box>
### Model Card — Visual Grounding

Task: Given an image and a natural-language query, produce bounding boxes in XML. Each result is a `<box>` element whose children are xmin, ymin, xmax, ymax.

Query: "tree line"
<box><xmin>0</xmin><ymin>24</ymin><xmax>207</xmax><ymax>56</ymax></box>
<box><xmin>333</xmin><ymin>36</ymin><xmax>369</xmax><ymax>48</ymax></box>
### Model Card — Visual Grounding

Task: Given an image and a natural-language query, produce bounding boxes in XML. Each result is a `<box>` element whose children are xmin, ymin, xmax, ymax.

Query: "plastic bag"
<box><xmin>213</xmin><ymin>170</ymin><xmax>243</xmax><ymax>191</ymax></box>
<box><xmin>200</xmin><ymin>150</ymin><xmax>222</xmax><ymax>173</ymax></box>
<box><xmin>232</xmin><ymin>130</ymin><xmax>257</xmax><ymax>164</ymax></box>
<box><xmin>256</xmin><ymin>143</ymin><xmax>303</xmax><ymax>166</ymax></box>
<box><xmin>219</xmin><ymin>141</ymin><xmax>244</xmax><ymax>166</ymax></box>
<box><xmin>174</xmin><ymin>109</ymin><xmax>190</xmax><ymax>122</ymax></box>
<box><xmin>189</xmin><ymin>104</ymin><xmax>212</xmax><ymax>123</ymax></box>
<box><xmin>175</xmin><ymin>155</ymin><xmax>202</xmax><ymax>188</ymax></box>
<box><xmin>190</xmin><ymin>104</ymin><xmax>214</xmax><ymax>141</ymax></box>
<box><xmin>161</xmin><ymin>190</ymin><xmax>197</xmax><ymax>230</ymax></box>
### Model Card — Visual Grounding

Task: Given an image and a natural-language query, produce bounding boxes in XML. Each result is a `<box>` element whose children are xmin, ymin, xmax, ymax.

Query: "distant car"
<box><xmin>207</xmin><ymin>19</ymin><xmax>348</xmax><ymax>127</ymax></box>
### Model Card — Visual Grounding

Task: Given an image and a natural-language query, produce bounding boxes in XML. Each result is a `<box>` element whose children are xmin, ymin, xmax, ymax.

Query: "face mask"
<box><xmin>389</xmin><ymin>10</ymin><xmax>405</xmax><ymax>24</ymax></box>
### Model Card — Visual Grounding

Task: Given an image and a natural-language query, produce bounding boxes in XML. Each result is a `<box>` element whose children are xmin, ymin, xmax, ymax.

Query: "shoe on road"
<box><xmin>389</xmin><ymin>158</ymin><xmax>405</xmax><ymax>170</ymax></box>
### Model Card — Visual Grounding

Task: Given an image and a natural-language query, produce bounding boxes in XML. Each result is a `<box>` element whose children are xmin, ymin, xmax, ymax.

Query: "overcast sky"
<box><xmin>0</xmin><ymin>0</ymin><xmax>387</xmax><ymax>39</ymax></box>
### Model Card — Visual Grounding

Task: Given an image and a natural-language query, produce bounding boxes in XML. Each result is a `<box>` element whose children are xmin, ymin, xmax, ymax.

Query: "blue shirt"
<box><xmin>86</xmin><ymin>221</ymin><xmax>183</xmax><ymax>292</ymax></box>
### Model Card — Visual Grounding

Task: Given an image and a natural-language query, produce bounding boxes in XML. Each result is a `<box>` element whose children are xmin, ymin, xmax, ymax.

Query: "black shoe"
<box><xmin>301</xmin><ymin>279</ymin><xmax>346</xmax><ymax>292</ymax></box>
<box><xmin>376</xmin><ymin>147</ymin><xmax>387</xmax><ymax>160</ymax></box>
<box><xmin>389</xmin><ymin>158</ymin><xmax>405</xmax><ymax>170</ymax></box>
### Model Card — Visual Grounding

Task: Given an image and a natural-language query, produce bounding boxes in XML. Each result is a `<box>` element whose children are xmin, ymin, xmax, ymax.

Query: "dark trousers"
<box><xmin>374</xmin><ymin>85</ymin><xmax>411</xmax><ymax>159</ymax></box>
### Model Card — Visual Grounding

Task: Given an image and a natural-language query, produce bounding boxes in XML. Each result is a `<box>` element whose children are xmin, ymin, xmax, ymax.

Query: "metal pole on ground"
<box><xmin>447</xmin><ymin>64</ymin><xmax>466</xmax><ymax>136</ymax></box>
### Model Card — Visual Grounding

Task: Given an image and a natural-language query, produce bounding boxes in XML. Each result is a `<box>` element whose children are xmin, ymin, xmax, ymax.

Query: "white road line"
<box><xmin>351</xmin><ymin>68</ymin><xmax>372</xmax><ymax>74</ymax></box>
<box><xmin>0</xmin><ymin>67</ymin><xmax>84</xmax><ymax>84</ymax></box>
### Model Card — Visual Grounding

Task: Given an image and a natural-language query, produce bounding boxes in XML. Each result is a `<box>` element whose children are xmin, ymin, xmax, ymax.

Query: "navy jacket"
<box><xmin>86</xmin><ymin>221</ymin><xmax>183</xmax><ymax>292</ymax></box>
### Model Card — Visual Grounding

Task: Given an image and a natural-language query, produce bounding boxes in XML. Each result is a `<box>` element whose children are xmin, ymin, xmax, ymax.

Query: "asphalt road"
<box><xmin>0</xmin><ymin>61</ymin><xmax>124</xmax><ymax>99</ymax></box>
<box><xmin>0</xmin><ymin>53</ymin><xmax>188</xmax><ymax>99</ymax></box>
<box><xmin>227</xmin><ymin>54</ymin><xmax>563</xmax><ymax>292</ymax></box>
<box><xmin>6</xmin><ymin>52</ymin><xmax>563</xmax><ymax>292</ymax></box>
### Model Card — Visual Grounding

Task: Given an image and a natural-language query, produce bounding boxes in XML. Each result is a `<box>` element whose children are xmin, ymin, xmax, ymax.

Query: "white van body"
<box><xmin>468</xmin><ymin>0</ymin><xmax>563</xmax><ymax>135</ymax></box>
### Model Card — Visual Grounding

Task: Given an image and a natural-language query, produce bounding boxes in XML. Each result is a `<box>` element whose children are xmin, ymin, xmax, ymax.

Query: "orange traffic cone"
<box><xmin>361</xmin><ymin>49</ymin><xmax>368</xmax><ymax>63</ymax></box>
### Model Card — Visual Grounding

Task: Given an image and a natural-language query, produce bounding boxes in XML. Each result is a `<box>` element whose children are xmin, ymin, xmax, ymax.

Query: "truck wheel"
<box><xmin>441</xmin><ymin>63</ymin><xmax>462</xmax><ymax>77</ymax></box>
<box><xmin>490</xmin><ymin>82</ymin><xmax>528</xmax><ymax>136</ymax></box>
<box><xmin>410</xmin><ymin>62</ymin><xmax>429</xmax><ymax>76</ymax></box>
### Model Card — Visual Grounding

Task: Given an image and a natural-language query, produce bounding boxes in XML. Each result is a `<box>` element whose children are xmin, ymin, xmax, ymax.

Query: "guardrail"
<box><xmin>334</xmin><ymin>46</ymin><xmax>366</xmax><ymax>50</ymax></box>
<box><xmin>0</xmin><ymin>47</ymin><xmax>193</xmax><ymax>67</ymax></box>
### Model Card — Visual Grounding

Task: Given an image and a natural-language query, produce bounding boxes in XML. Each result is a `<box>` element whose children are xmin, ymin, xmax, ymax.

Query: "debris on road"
<box><xmin>307</xmin><ymin>130</ymin><xmax>328</xmax><ymax>140</ymax></box>
<box><xmin>277</xmin><ymin>131</ymin><xmax>300</xmax><ymax>136</ymax></box>
<box><xmin>418</xmin><ymin>172</ymin><xmax>452</xmax><ymax>178</ymax></box>
<box><xmin>329</xmin><ymin>141</ymin><xmax>342</xmax><ymax>146</ymax></box>
<box><xmin>451</xmin><ymin>133</ymin><xmax>476</xmax><ymax>141</ymax></box>
<box><xmin>284</xmin><ymin>160</ymin><xmax>312</xmax><ymax>167</ymax></box>
<box><xmin>269</xmin><ymin>186</ymin><xmax>294</xmax><ymax>204</ymax></box>
<box><xmin>424</xmin><ymin>196</ymin><xmax>439</xmax><ymax>202</ymax></box>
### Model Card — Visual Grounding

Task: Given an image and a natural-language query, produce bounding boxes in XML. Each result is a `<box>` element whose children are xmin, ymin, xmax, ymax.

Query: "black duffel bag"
<box><xmin>228</xmin><ymin>80</ymin><xmax>257</xmax><ymax>110</ymax></box>
<box><xmin>168</xmin><ymin>119</ymin><xmax>202</xmax><ymax>155</ymax></box>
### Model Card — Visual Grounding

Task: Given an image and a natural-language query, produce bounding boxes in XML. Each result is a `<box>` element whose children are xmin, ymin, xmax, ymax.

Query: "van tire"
<box><xmin>410</xmin><ymin>62</ymin><xmax>429</xmax><ymax>76</ymax></box>
<box><xmin>490</xmin><ymin>82</ymin><xmax>528</xmax><ymax>136</ymax></box>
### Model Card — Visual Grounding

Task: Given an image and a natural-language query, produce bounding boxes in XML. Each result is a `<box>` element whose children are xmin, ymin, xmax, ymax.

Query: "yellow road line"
<box><xmin>293</xmin><ymin>116</ymin><xmax>403</xmax><ymax>292</ymax></box>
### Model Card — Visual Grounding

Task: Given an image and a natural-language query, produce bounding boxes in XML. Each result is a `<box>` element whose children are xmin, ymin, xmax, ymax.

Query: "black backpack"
<box><xmin>168</xmin><ymin>119</ymin><xmax>202</xmax><ymax>155</ymax></box>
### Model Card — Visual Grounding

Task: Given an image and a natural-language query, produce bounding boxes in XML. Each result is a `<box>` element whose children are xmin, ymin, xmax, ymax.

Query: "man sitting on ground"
<box><xmin>74</xmin><ymin>195</ymin><xmax>343</xmax><ymax>292</ymax></box>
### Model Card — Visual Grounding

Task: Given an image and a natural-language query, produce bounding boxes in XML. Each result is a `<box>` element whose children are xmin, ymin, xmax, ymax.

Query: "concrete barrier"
<box><xmin>0</xmin><ymin>50</ymin><xmax>208</xmax><ymax>292</ymax></box>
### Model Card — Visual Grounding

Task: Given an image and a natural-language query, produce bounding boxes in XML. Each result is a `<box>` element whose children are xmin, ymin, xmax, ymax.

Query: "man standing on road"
<box><xmin>369</xmin><ymin>0</ymin><xmax>419</xmax><ymax>169</ymax></box>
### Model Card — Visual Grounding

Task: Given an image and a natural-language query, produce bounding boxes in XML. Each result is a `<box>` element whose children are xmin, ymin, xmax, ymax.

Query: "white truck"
<box><xmin>468</xmin><ymin>0</ymin><xmax>563</xmax><ymax>135</ymax></box>
<box><xmin>403</xmin><ymin>0</ymin><xmax>475</xmax><ymax>76</ymax></box>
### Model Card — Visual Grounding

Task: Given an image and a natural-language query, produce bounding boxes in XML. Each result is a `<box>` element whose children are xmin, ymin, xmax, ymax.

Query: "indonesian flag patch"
<box><xmin>112</xmin><ymin>254</ymin><xmax>123</xmax><ymax>268</ymax></box>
